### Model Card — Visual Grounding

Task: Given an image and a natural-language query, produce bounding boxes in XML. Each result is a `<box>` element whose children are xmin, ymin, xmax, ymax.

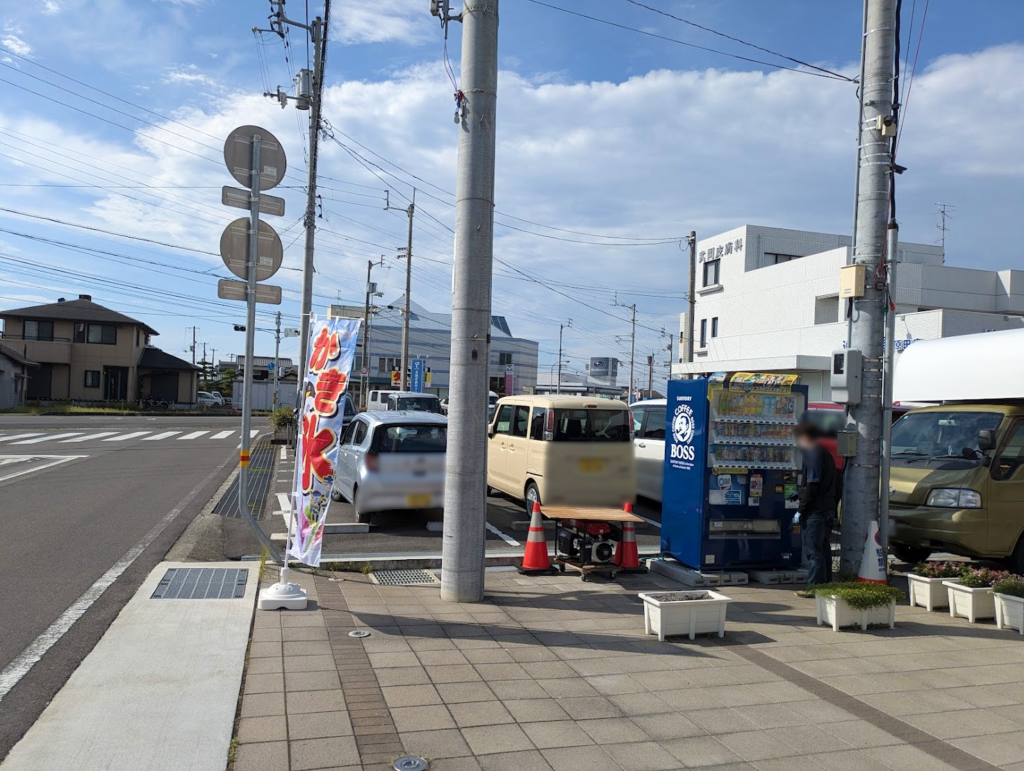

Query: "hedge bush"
<box><xmin>807</xmin><ymin>582</ymin><xmax>905</xmax><ymax>610</ymax></box>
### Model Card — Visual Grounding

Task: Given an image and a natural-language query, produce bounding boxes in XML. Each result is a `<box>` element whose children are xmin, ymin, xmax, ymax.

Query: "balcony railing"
<box><xmin>0</xmin><ymin>335</ymin><xmax>72</xmax><ymax>364</ymax></box>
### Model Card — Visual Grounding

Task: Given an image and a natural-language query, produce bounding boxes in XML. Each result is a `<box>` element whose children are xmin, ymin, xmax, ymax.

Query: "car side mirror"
<box><xmin>978</xmin><ymin>429</ymin><xmax>996</xmax><ymax>452</ymax></box>
<box><xmin>487</xmin><ymin>426</ymin><xmax>496</xmax><ymax>438</ymax></box>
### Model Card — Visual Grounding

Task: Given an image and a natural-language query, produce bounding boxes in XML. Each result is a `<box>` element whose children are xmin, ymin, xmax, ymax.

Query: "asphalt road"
<box><xmin>0</xmin><ymin>414</ymin><xmax>257</xmax><ymax>761</ymax></box>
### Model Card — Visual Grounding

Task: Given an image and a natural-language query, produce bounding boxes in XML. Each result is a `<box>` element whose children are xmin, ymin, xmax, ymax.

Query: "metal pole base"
<box><xmin>258</xmin><ymin>566</ymin><xmax>308</xmax><ymax>611</ymax></box>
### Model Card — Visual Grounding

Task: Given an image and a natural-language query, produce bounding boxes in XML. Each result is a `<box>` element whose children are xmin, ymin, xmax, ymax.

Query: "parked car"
<box><xmin>386</xmin><ymin>392</ymin><xmax>442</xmax><ymax>414</ymax></box>
<box><xmin>630</xmin><ymin>398</ymin><xmax>667</xmax><ymax>502</ymax></box>
<box><xmin>197</xmin><ymin>391</ymin><xmax>221</xmax><ymax>407</ymax></box>
<box><xmin>331</xmin><ymin>411</ymin><xmax>448</xmax><ymax>523</ymax></box>
<box><xmin>487</xmin><ymin>395</ymin><xmax>635</xmax><ymax>513</ymax></box>
<box><xmin>440</xmin><ymin>397</ymin><xmax>449</xmax><ymax>415</ymax></box>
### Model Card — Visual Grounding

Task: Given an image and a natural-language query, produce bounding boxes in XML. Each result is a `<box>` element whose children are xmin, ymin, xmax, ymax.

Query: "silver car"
<box><xmin>330</xmin><ymin>411</ymin><xmax>447</xmax><ymax>523</ymax></box>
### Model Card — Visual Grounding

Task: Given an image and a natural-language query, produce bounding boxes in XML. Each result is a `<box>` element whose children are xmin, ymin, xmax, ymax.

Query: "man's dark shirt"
<box><xmin>798</xmin><ymin>442</ymin><xmax>838</xmax><ymax>518</ymax></box>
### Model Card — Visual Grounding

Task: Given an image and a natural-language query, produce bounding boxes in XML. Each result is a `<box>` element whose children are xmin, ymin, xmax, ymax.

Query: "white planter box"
<box><xmin>639</xmin><ymin>590</ymin><xmax>732</xmax><ymax>641</ymax></box>
<box><xmin>815</xmin><ymin>595</ymin><xmax>896</xmax><ymax>631</ymax></box>
<box><xmin>907</xmin><ymin>575</ymin><xmax>955</xmax><ymax>611</ymax></box>
<box><xmin>994</xmin><ymin>593</ymin><xmax>1024</xmax><ymax>635</ymax></box>
<box><xmin>943</xmin><ymin>581</ymin><xmax>995</xmax><ymax>622</ymax></box>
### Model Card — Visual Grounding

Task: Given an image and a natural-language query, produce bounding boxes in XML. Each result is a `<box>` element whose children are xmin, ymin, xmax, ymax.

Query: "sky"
<box><xmin>1</xmin><ymin>0</ymin><xmax>1023</xmax><ymax>394</ymax></box>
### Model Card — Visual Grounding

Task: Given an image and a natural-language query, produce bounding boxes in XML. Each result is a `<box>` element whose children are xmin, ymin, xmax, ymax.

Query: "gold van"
<box><xmin>888</xmin><ymin>403</ymin><xmax>1024</xmax><ymax>571</ymax></box>
<box><xmin>487</xmin><ymin>395</ymin><xmax>636</xmax><ymax>512</ymax></box>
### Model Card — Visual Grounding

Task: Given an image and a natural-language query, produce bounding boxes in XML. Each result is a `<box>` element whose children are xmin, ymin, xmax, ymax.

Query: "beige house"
<box><xmin>0</xmin><ymin>294</ymin><xmax>198</xmax><ymax>404</ymax></box>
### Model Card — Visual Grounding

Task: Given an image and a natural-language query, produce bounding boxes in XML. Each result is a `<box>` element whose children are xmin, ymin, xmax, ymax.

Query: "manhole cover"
<box><xmin>370</xmin><ymin>569</ymin><xmax>440</xmax><ymax>586</ymax></box>
<box><xmin>394</xmin><ymin>757</ymin><xmax>429</xmax><ymax>771</ymax></box>
<box><xmin>348</xmin><ymin>630</ymin><xmax>371</xmax><ymax>638</ymax></box>
<box><xmin>151</xmin><ymin>568</ymin><xmax>248</xmax><ymax>599</ymax></box>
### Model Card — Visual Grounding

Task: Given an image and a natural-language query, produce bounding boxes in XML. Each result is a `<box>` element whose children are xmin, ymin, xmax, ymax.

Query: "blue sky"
<box><xmin>1</xmin><ymin>0</ymin><xmax>1023</xmax><ymax>391</ymax></box>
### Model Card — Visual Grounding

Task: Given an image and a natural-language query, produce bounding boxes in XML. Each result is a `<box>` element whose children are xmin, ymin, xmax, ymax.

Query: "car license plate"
<box><xmin>579</xmin><ymin>458</ymin><xmax>605</xmax><ymax>473</ymax></box>
<box><xmin>407</xmin><ymin>493</ymin><xmax>432</xmax><ymax>508</ymax></box>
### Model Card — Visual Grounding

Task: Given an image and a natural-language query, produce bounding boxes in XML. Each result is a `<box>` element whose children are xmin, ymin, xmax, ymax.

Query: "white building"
<box><xmin>360</xmin><ymin>296</ymin><xmax>539</xmax><ymax>400</ymax></box>
<box><xmin>672</xmin><ymin>225</ymin><xmax>1024</xmax><ymax>400</ymax></box>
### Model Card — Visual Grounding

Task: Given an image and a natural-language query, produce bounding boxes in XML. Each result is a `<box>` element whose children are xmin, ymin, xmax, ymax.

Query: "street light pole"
<box><xmin>273</xmin><ymin>311</ymin><xmax>281</xmax><ymax>408</ymax></box>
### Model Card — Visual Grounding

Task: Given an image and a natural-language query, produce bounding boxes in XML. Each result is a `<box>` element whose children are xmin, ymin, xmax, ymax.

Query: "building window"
<box><xmin>702</xmin><ymin>259</ymin><xmax>720</xmax><ymax>287</ymax></box>
<box><xmin>24</xmin><ymin>320</ymin><xmax>54</xmax><ymax>341</ymax></box>
<box><xmin>84</xmin><ymin>370</ymin><xmax>101</xmax><ymax>388</ymax></box>
<box><xmin>711</xmin><ymin>317</ymin><xmax>719</xmax><ymax>338</ymax></box>
<box><xmin>765</xmin><ymin>253</ymin><xmax>802</xmax><ymax>266</ymax></box>
<box><xmin>377</xmin><ymin>356</ymin><xmax>399</xmax><ymax>374</ymax></box>
<box><xmin>498</xmin><ymin>352</ymin><xmax>513</xmax><ymax>366</ymax></box>
<box><xmin>814</xmin><ymin>296</ymin><xmax>840</xmax><ymax>325</ymax></box>
<box><xmin>699</xmin><ymin>319</ymin><xmax>708</xmax><ymax>348</ymax></box>
<box><xmin>74</xmin><ymin>323</ymin><xmax>86</xmax><ymax>343</ymax></box>
<box><xmin>87</xmin><ymin>324</ymin><xmax>117</xmax><ymax>345</ymax></box>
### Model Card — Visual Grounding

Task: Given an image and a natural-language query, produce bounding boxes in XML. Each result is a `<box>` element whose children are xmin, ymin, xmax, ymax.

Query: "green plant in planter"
<box><xmin>992</xmin><ymin>575</ymin><xmax>1024</xmax><ymax>598</ymax></box>
<box><xmin>959</xmin><ymin>567</ymin><xmax>1010</xmax><ymax>588</ymax></box>
<box><xmin>270</xmin><ymin>406</ymin><xmax>294</xmax><ymax>428</ymax></box>
<box><xmin>807</xmin><ymin>582</ymin><xmax>905</xmax><ymax>610</ymax></box>
<box><xmin>911</xmin><ymin>561</ymin><xmax>968</xmax><ymax>579</ymax></box>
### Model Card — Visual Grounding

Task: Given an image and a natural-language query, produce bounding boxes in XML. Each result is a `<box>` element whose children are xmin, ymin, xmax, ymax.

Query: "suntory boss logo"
<box><xmin>670</xmin><ymin>403</ymin><xmax>696</xmax><ymax>461</ymax></box>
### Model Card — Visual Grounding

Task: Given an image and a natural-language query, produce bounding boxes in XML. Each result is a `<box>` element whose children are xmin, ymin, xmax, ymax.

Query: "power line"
<box><xmin>525</xmin><ymin>0</ymin><xmax>856</xmax><ymax>82</ymax></box>
<box><xmin>622</xmin><ymin>0</ymin><xmax>856</xmax><ymax>82</ymax></box>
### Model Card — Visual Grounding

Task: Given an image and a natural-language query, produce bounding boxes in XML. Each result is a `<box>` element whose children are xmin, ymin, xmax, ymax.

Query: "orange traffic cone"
<box><xmin>518</xmin><ymin>502</ymin><xmax>555</xmax><ymax>575</ymax></box>
<box><xmin>857</xmin><ymin>520</ymin><xmax>887</xmax><ymax>584</ymax></box>
<box><xmin>614</xmin><ymin>503</ymin><xmax>646</xmax><ymax>572</ymax></box>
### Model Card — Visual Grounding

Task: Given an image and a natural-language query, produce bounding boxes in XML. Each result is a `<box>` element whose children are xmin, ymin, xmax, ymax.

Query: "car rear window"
<box><xmin>552</xmin><ymin>409</ymin><xmax>631</xmax><ymax>442</ymax></box>
<box><xmin>393</xmin><ymin>396</ymin><xmax>440</xmax><ymax>413</ymax></box>
<box><xmin>376</xmin><ymin>425</ymin><xmax>447</xmax><ymax>453</ymax></box>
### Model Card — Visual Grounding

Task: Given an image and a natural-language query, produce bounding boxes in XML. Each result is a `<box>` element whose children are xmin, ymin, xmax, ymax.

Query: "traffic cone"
<box><xmin>857</xmin><ymin>520</ymin><xmax>887</xmax><ymax>584</ymax></box>
<box><xmin>518</xmin><ymin>502</ymin><xmax>555</xmax><ymax>575</ymax></box>
<box><xmin>614</xmin><ymin>503</ymin><xmax>646</xmax><ymax>572</ymax></box>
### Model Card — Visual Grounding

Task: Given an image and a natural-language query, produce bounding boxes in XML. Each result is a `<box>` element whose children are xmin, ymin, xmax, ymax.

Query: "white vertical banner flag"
<box><xmin>289</xmin><ymin>314</ymin><xmax>361</xmax><ymax>566</ymax></box>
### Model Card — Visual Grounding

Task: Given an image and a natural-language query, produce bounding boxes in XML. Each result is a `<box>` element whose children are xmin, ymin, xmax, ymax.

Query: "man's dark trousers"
<box><xmin>802</xmin><ymin>511</ymin><xmax>834</xmax><ymax>586</ymax></box>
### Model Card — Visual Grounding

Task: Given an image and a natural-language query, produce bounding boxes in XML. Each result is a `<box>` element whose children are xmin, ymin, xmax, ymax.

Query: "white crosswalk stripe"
<box><xmin>142</xmin><ymin>432</ymin><xmax>181</xmax><ymax>441</ymax></box>
<box><xmin>177</xmin><ymin>431</ymin><xmax>209</xmax><ymax>440</ymax></box>
<box><xmin>211</xmin><ymin>430</ymin><xmax>235</xmax><ymax>440</ymax></box>
<box><xmin>62</xmin><ymin>432</ymin><xmax>119</xmax><ymax>443</ymax></box>
<box><xmin>103</xmin><ymin>432</ymin><xmax>151</xmax><ymax>442</ymax></box>
<box><xmin>13</xmin><ymin>433</ymin><xmax>83</xmax><ymax>444</ymax></box>
<box><xmin>0</xmin><ymin>433</ymin><xmax>43</xmax><ymax>443</ymax></box>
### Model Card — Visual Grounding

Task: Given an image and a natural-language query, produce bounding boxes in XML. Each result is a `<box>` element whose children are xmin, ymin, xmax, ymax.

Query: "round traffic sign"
<box><xmin>360</xmin><ymin>366</ymin><xmax>368</xmax><ymax>376</ymax></box>
<box><xmin>219</xmin><ymin>218</ymin><xmax>283</xmax><ymax>281</ymax></box>
<box><xmin>224</xmin><ymin>125</ymin><xmax>287</xmax><ymax>191</ymax></box>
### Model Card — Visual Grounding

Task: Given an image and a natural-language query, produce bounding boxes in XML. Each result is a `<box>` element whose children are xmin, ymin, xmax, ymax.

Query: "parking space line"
<box><xmin>211</xmin><ymin>430</ymin><xmax>235</xmax><ymax>440</ymax></box>
<box><xmin>13</xmin><ymin>433</ymin><xmax>83</xmax><ymax>444</ymax></box>
<box><xmin>485</xmin><ymin>522</ymin><xmax>521</xmax><ymax>547</ymax></box>
<box><xmin>62</xmin><ymin>432</ymin><xmax>119</xmax><ymax>443</ymax></box>
<box><xmin>0</xmin><ymin>433</ymin><xmax>43</xmax><ymax>443</ymax></box>
<box><xmin>177</xmin><ymin>431</ymin><xmax>209</xmax><ymax>441</ymax></box>
<box><xmin>103</xmin><ymin>432</ymin><xmax>151</xmax><ymax>442</ymax></box>
<box><xmin>279</xmin><ymin>446</ymin><xmax>287</xmax><ymax>461</ymax></box>
<box><xmin>276</xmin><ymin>492</ymin><xmax>291</xmax><ymax>513</ymax></box>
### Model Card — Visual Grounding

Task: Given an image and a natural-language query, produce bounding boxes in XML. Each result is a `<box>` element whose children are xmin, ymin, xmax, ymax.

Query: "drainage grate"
<box><xmin>370</xmin><ymin>569</ymin><xmax>440</xmax><ymax>586</ymax></box>
<box><xmin>151</xmin><ymin>567</ymin><xmax>248</xmax><ymax>599</ymax></box>
<box><xmin>213</xmin><ymin>435</ymin><xmax>274</xmax><ymax>518</ymax></box>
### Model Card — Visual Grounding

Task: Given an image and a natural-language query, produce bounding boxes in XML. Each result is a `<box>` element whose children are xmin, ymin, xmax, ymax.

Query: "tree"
<box><xmin>219</xmin><ymin>367</ymin><xmax>236</xmax><ymax>397</ymax></box>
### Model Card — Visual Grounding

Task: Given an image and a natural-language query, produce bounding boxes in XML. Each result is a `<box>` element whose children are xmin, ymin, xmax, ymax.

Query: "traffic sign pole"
<box><xmin>237</xmin><ymin>134</ymin><xmax>282</xmax><ymax>565</ymax></box>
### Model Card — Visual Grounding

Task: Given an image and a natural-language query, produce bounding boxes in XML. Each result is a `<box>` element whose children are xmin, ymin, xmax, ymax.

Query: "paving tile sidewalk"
<box><xmin>234</xmin><ymin>566</ymin><xmax>1024</xmax><ymax>771</ymax></box>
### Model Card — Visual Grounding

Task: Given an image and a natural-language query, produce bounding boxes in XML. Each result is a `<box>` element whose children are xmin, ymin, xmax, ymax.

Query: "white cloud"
<box><xmin>1</xmin><ymin>45</ymin><xmax>1022</xmax><ymax>379</ymax></box>
<box><xmin>1</xmin><ymin>34</ymin><xmax>33</xmax><ymax>57</ymax></box>
<box><xmin>333</xmin><ymin>1</ymin><xmax>435</xmax><ymax>46</ymax></box>
<box><xmin>40</xmin><ymin>1</ymin><xmax>63</xmax><ymax>15</ymax></box>
<box><xmin>162</xmin><ymin>64</ymin><xmax>221</xmax><ymax>90</ymax></box>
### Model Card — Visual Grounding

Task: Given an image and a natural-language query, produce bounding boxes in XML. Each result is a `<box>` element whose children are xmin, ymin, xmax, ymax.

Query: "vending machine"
<box><xmin>661</xmin><ymin>373</ymin><xmax>808</xmax><ymax>571</ymax></box>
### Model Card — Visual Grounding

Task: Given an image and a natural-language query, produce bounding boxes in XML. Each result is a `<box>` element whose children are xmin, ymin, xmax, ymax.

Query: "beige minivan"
<box><xmin>487</xmin><ymin>395</ymin><xmax>636</xmax><ymax>512</ymax></box>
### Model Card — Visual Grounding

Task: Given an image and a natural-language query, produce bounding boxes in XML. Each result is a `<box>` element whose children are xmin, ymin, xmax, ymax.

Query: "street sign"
<box><xmin>360</xmin><ymin>366</ymin><xmax>368</xmax><ymax>376</ymax></box>
<box><xmin>267</xmin><ymin>361</ymin><xmax>276</xmax><ymax>372</ymax></box>
<box><xmin>223</xmin><ymin>125</ymin><xmax>286</xmax><ymax>191</ymax></box>
<box><xmin>391</xmin><ymin>370</ymin><xmax>401</xmax><ymax>387</ymax></box>
<box><xmin>220</xmin><ymin>218</ymin><xmax>283</xmax><ymax>281</ymax></box>
<box><xmin>217</xmin><ymin>279</ymin><xmax>282</xmax><ymax>305</ymax></box>
<box><xmin>328</xmin><ymin>304</ymin><xmax>365</xmax><ymax>319</ymax></box>
<box><xmin>221</xmin><ymin>186</ymin><xmax>286</xmax><ymax>217</ymax></box>
<box><xmin>411</xmin><ymin>359</ymin><xmax>425</xmax><ymax>393</ymax></box>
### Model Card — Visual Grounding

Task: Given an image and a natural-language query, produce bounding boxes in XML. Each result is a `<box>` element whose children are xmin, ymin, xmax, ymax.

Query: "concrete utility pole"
<box><xmin>360</xmin><ymin>257</ymin><xmax>384</xmax><ymax>408</ymax></box>
<box><xmin>647</xmin><ymin>354</ymin><xmax>654</xmax><ymax>398</ymax></box>
<box><xmin>259</xmin><ymin>0</ymin><xmax>329</xmax><ymax>385</ymax></box>
<box><xmin>440</xmin><ymin>0</ymin><xmax>499</xmax><ymax>604</ymax></box>
<box><xmin>879</xmin><ymin>220</ymin><xmax>898</xmax><ymax>559</ymax></box>
<box><xmin>388</xmin><ymin>190</ymin><xmax>416</xmax><ymax>386</ymax></box>
<box><xmin>273</xmin><ymin>311</ymin><xmax>281</xmax><ymax>408</ymax></box>
<box><xmin>686</xmin><ymin>231</ymin><xmax>696</xmax><ymax>371</ymax></box>
<box><xmin>842</xmin><ymin>0</ymin><xmax>897</xmax><ymax>576</ymax></box>
<box><xmin>557</xmin><ymin>322</ymin><xmax>565</xmax><ymax>394</ymax></box>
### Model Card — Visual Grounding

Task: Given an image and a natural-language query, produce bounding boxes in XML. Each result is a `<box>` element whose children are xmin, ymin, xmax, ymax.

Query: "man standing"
<box><xmin>792</xmin><ymin>422</ymin><xmax>839</xmax><ymax>597</ymax></box>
